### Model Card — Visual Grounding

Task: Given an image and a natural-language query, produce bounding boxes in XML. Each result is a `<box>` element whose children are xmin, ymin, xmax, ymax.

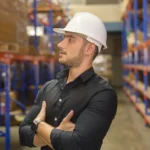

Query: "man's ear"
<box><xmin>85</xmin><ymin>43</ymin><xmax>95</xmax><ymax>56</ymax></box>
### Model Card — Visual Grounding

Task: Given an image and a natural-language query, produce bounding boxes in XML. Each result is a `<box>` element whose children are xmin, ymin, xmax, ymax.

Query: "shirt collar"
<box><xmin>56</xmin><ymin>67</ymin><xmax>69</xmax><ymax>80</ymax></box>
<box><xmin>56</xmin><ymin>67</ymin><xmax>95</xmax><ymax>83</ymax></box>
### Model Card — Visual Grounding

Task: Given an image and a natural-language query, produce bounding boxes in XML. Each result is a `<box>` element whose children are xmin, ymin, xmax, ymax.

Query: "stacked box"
<box><xmin>0</xmin><ymin>0</ymin><xmax>29</xmax><ymax>54</ymax></box>
<box><xmin>0</xmin><ymin>91</ymin><xmax>18</xmax><ymax>112</ymax></box>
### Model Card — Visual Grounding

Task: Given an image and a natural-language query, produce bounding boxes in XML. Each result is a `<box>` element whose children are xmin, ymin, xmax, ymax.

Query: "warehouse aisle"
<box><xmin>0</xmin><ymin>89</ymin><xmax>150</xmax><ymax>150</ymax></box>
<box><xmin>102</xmin><ymin>89</ymin><xmax>150</xmax><ymax>150</ymax></box>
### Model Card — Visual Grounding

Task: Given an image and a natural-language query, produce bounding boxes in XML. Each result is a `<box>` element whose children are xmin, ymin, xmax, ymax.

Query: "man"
<box><xmin>19</xmin><ymin>12</ymin><xmax>117</xmax><ymax>150</ymax></box>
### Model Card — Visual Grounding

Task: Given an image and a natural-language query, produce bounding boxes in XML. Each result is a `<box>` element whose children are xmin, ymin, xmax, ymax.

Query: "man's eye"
<box><xmin>68</xmin><ymin>38</ymin><xmax>72</xmax><ymax>42</ymax></box>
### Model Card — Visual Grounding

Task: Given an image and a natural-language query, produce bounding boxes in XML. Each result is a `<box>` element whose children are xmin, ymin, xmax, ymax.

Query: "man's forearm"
<box><xmin>37</xmin><ymin>122</ymin><xmax>54</xmax><ymax>149</ymax></box>
<box><xmin>33</xmin><ymin>134</ymin><xmax>47</xmax><ymax>147</ymax></box>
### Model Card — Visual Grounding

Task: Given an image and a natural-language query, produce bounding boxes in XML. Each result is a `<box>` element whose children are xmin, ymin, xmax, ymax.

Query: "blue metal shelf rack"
<box><xmin>0</xmin><ymin>53</ymin><xmax>59</xmax><ymax>150</ymax></box>
<box><xmin>122</xmin><ymin>0</ymin><xmax>150</xmax><ymax>126</ymax></box>
<box><xmin>0</xmin><ymin>0</ymin><xmax>66</xmax><ymax>150</ymax></box>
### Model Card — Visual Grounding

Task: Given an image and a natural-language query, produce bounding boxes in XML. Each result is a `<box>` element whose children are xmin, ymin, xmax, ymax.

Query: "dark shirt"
<box><xmin>19</xmin><ymin>67</ymin><xmax>117</xmax><ymax>150</ymax></box>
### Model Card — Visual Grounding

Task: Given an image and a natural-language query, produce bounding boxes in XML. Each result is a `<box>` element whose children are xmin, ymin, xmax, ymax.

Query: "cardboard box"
<box><xmin>0</xmin><ymin>0</ymin><xmax>29</xmax><ymax>53</ymax></box>
<box><xmin>0</xmin><ymin>91</ymin><xmax>18</xmax><ymax>112</ymax></box>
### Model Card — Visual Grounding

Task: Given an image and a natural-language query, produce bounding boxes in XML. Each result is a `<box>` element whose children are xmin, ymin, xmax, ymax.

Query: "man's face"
<box><xmin>57</xmin><ymin>32</ymin><xmax>88</xmax><ymax>67</ymax></box>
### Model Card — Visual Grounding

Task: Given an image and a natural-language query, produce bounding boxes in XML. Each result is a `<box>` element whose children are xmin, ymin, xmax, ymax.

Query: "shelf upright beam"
<box><xmin>133</xmin><ymin>0</ymin><xmax>138</xmax><ymax>46</ymax></box>
<box><xmin>144</xmin><ymin>71</ymin><xmax>150</xmax><ymax>116</ymax></box>
<box><xmin>49</xmin><ymin>59</ymin><xmax>55</xmax><ymax>79</ymax></box>
<box><xmin>47</xmin><ymin>62</ymin><xmax>51</xmax><ymax>81</ymax></box>
<box><xmin>143</xmin><ymin>0</ymin><xmax>148</xmax><ymax>66</ymax></box>
<box><xmin>48</xmin><ymin>0</ymin><xmax>54</xmax><ymax>53</ymax></box>
<box><xmin>143</xmin><ymin>43</ymin><xmax>149</xmax><ymax>116</ymax></box>
<box><xmin>34</xmin><ymin>60</ymin><xmax>39</xmax><ymax>97</ymax></box>
<box><xmin>127</xmin><ymin>10</ymin><xmax>132</xmax><ymax>33</ymax></box>
<box><xmin>143</xmin><ymin>0</ymin><xmax>148</xmax><ymax>41</ymax></box>
<box><xmin>40</xmin><ymin>62</ymin><xmax>44</xmax><ymax>85</ymax></box>
<box><xmin>4</xmin><ymin>59</ymin><xmax>10</xmax><ymax>150</ymax></box>
<box><xmin>127</xmin><ymin>3</ymin><xmax>132</xmax><ymax>93</ymax></box>
<box><xmin>122</xmin><ymin>15</ymin><xmax>128</xmax><ymax>89</ymax></box>
<box><xmin>20</xmin><ymin>62</ymin><xmax>25</xmax><ymax>108</ymax></box>
<box><xmin>133</xmin><ymin>0</ymin><xmax>139</xmax><ymax>102</ymax></box>
<box><xmin>121</xmin><ymin>23</ymin><xmax>124</xmax><ymax>54</ymax></box>
<box><xmin>33</xmin><ymin>0</ymin><xmax>38</xmax><ymax>52</ymax></box>
<box><xmin>124</xmin><ymin>20</ymin><xmax>128</xmax><ymax>53</ymax></box>
<box><xmin>143</xmin><ymin>0</ymin><xmax>150</xmax><ymax>117</ymax></box>
<box><xmin>11</xmin><ymin>63</ymin><xmax>17</xmax><ymax>91</ymax></box>
<box><xmin>126</xmin><ymin>2</ymin><xmax>132</xmax><ymax>94</ymax></box>
<box><xmin>122</xmin><ymin>19</ymin><xmax>127</xmax><ymax>90</ymax></box>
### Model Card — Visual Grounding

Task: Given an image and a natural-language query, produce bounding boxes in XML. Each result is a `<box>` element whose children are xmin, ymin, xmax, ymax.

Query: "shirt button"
<box><xmin>54</xmin><ymin>117</ymin><xmax>58</xmax><ymax>121</ymax></box>
<box><xmin>59</xmin><ymin>99</ymin><xmax>62</xmax><ymax>102</ymax></box>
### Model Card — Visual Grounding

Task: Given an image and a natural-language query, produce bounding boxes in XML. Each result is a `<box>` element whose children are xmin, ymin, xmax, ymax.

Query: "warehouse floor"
<box><xmin>0</xmin><ymin>89</ymin><xmax>150</xmax><ymax>150</ymax></box>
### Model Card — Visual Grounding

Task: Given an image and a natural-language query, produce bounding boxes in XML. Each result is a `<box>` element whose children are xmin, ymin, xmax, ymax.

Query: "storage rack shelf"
<box><xmin>0</xmin><ymin>0</ymin><xmax>67</xmax><ymax>150</ymax></box>
<box><xmin>123</xmin><ymin>87</ymin><xmax>150</xmax><ymax>125</ymax></box>
<box><xmin>0</xmin><ymin>52</ymin><xmax>61</xmax><ymax>150</ymax></box>
<box><xmin>122</xmin><ymin>0</ymin><xmax>150</xmax><ymax>126</ymax></box>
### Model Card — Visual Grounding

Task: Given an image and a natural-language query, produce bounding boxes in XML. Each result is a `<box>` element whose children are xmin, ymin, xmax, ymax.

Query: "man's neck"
<box><xmin>66</xmin><ymin>65</ymin><xmax>92</xmax><ymax>84</ymax></box>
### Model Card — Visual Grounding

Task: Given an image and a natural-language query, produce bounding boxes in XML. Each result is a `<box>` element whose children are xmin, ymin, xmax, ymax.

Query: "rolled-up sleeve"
<box><xmin>19</xmin><ymin>89</ymin><xmax>43</xmax><ymax>147</ymax></box>
<box><xmin>50</xmin><ymin>90</ymin><xmax>117</xmax><ymax>150</ymax></box>
<box><xmin>19</xmin><ymin>103</ymin><xmax>41</xmax><ymax>147</ymax></box>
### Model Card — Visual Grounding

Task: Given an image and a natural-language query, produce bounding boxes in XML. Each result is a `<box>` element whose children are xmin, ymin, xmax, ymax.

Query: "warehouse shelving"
<box><xmin>28</xmin><ymin>0</ymin><xmax>66</xmax><ymax>53</ymax></box>
<box><xmin>122</xmin><ymin>0</ymin><xmax>150</xmax><ymax>126</ymax></box>
<box><xmin>0</xmin><ymin>52</ymin><xmax>59</xmax><ymax>150</ymax></box>
<box><xmin>0</xmin><ymin>0</ymin><xmax>67</xmax><ymax>150</ymax></box>
<box><xmin>123</xmin><ymin>87</ymin><xmax>150</xmax><ymax>124</ymax></box>
<box><xmin>0</xmin><ymin>59</ymin><xmax>11</xmax><ymax>150</ymax></box>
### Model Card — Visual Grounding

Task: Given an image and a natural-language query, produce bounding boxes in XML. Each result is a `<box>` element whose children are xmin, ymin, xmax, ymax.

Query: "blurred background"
<box><xmin>0</xmin><ymin>0</ymin><xmax>150</xmax><ymax>150</ymax></box>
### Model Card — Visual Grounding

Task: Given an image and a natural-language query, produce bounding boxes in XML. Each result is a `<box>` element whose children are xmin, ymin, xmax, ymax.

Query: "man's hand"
<box><xmin>33</xmin><ymin>101</ymin><xmax>47</xmax><ymax>147</ymax></box>
<box><xmin>33</xmin><ymin>102</ymin><xmax>75</xmax><ymax>149</ymax></box>
<box><xmin>34</xmin><ymin>101</ymin><xmax>46</xmax><ymax>123</ymax></box>
<box><xmin>57</xmin><ymin>110</ymin><xmax>75</xmax><ymax>132</ymax></box>
<box><xmin>34</xmin><ymin>101</ymin><xmax>75</xmax><ymax>132</ymax></box>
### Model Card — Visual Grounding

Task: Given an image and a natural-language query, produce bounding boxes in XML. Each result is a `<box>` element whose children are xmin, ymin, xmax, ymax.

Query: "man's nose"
<box><xmin>57</xmin><ymin>39</ymin><xmax>66</xmax><ymax>49</ymax></box>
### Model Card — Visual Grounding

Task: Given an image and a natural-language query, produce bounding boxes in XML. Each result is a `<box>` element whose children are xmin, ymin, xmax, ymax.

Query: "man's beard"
<box><xmin>59</xmin><ymin>42</ymin><xmax>87</xmax><ymax>67</ymax></box>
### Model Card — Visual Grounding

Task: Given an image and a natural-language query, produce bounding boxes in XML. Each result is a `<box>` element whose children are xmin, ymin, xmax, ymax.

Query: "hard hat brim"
<box><xmin>53</xmin><ymin>28</ymin><xmax>87</xmax><ymax>39</ymax></box>
<box><xmin>53</xmin><ymin>28</ymin><xmax>68</xmax><ymax>34</ymax></box>
<box><xmin>53</xmin><ymin>28</ymin><xmax>107</xmax><ymax>50</ymax></box>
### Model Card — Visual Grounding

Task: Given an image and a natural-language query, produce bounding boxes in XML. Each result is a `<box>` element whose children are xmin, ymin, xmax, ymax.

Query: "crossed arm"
<box><xmin>19</xmin><ymin>90</ymin><xmax>117</xmax><ymax>150</ymax></box>
<box><xmin>33</xmin><ymin>101</ymin><xmax>75</xmax><ymax>149</ymax></box>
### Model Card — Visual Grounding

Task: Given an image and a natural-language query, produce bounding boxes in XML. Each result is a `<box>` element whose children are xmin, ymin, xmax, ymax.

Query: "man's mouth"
<box><xmin>59</xmin><ymin>51</ymin><xmax>66</xmax><ymax>55</ymax></box>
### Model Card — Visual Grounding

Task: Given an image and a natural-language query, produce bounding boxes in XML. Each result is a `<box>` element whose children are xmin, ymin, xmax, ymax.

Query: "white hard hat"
<box><xmin>53</xmin><ymin>12</ymin><xmax>107</xmax><ymax>53</ymax></box>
